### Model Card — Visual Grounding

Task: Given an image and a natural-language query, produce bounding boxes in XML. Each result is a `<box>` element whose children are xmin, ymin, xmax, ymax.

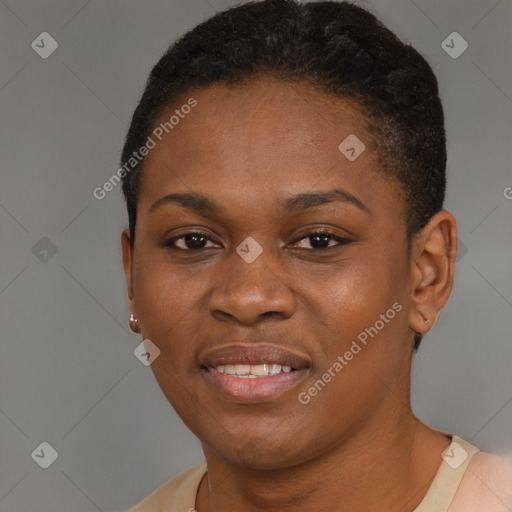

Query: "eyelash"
<box><xmin>163</xmin><ymin>229</ymin><xmax>352</xmax><ymax>252</ymax></box>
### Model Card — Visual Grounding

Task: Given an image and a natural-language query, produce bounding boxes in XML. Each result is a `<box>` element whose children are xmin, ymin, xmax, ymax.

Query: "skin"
<box><xmin>121</xmin><ymin>77</ymin><xmax>458</xmax><ymax>512</ymax></box>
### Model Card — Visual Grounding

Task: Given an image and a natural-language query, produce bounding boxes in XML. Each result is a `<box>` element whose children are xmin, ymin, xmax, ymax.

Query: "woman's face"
<box><xmin>123</xmin><ymin>78</ymin><xmax>417</xmax><ymax>469</ymax></box>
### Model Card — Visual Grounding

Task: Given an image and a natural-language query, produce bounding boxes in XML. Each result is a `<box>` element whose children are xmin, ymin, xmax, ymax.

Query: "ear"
<box><xmin>121</xmin><ymin>228</ymin><xmax>136</xmax><ymax>316</ymax></box>
<box><xmin>409</xmin><ymin>210</ymin><xmax>457</xmax><ymax>335</ymax></box>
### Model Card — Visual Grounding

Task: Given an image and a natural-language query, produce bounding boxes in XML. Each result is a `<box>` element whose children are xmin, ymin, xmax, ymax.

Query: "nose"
<box><xmin>208</xmin><ymin>243</ymin><xmax>296</xmax><ymax>325</ymax></box>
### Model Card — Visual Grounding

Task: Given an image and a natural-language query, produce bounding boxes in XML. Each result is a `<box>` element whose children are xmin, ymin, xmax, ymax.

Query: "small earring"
<box><xmin>424</xmin><ymin>318</ymin><xmax>432</xmax><ymax>326</ymax></box>
<box><xmin>129</xmin><ymin>314</ymin><xmax>141</xmax><ymax>333</ymax></box>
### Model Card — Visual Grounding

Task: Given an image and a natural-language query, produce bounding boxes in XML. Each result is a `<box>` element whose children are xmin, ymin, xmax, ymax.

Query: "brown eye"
<box><xmin>165</xmin><ymin>232</ymin><xmax>220</xmax><ymax>250</ymax></box>
<box><xmin>290</xmin><ymin>231</ymin><xmax>352</xmax><ymax>250</ymax></box>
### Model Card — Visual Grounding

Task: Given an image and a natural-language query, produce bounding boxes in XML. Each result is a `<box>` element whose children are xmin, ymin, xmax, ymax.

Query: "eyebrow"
<box><xmin>148</xmin><ymin>188</ymin><xmax>369</xmax><ymax>216</ymax></box>
<box><xmin>283</xmin><ymin>189</ymin><xmax>369</xmax><ymax>214</ymax></box>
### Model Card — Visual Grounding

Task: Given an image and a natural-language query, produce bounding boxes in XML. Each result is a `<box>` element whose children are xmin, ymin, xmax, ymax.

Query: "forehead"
<box><xmin>137</xmin><ymin>77</ymin><xmax>402</xmax><ymax>220</ymax></box>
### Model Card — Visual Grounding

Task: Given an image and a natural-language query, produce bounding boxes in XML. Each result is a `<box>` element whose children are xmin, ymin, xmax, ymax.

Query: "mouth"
<box><xmin>215</xmin><ymin>362</ymin><xmax>295</xmax><ymax>377</ymax></box>
<box><xmin>200</xmin><ymin>344</ymin><xmax>311</xmax><ymax>404</ymax></box>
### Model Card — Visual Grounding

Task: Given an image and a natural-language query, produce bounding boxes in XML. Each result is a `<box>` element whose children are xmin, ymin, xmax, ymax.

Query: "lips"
<box><xmin>200</xmin><ymin>344</ymin><xmax>310</xmax><ymax>369</ymax></box>
<box><xmin>200</xmin><ymin>344</ymin><xmax>311</xmax><ymax>404</ymax></box>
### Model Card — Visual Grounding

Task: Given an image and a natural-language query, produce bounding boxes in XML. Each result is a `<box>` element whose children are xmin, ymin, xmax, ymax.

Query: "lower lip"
<box><xmin>203</xmin><ymin>367</ymin><xmax>309</xmax><ymax>404</ymax></box>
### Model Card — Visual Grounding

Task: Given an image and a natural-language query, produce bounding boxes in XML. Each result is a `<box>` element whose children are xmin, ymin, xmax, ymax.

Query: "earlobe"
<box><xmin>129</xmin><ymin>313</ymin><xmax>141</xmax><ymax>333</ymax></box>
<box><xmin>408</xmin><ymin>210</ymin><xmax>457</xmax><ymax>336</ymax></box>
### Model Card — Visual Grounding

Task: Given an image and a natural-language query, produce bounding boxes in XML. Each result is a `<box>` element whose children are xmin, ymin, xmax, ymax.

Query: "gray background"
<box><xmin>0</xmin><ymin>0</ymin><xmax>511</xmax><ymax>510</ymax></box>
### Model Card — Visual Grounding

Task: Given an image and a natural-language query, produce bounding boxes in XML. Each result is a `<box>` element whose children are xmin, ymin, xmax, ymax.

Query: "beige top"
<box><xmin>128</xmin><ymin>436</ymin><xmax>512</xmax><ymax>512</ymax></box>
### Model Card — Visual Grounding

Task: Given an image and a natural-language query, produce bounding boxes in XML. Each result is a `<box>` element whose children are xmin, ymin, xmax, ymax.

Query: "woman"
<box><xmin>120</xmin><ymin>1</ymin><xmax>512</xmax><ymax>510</ymax></box>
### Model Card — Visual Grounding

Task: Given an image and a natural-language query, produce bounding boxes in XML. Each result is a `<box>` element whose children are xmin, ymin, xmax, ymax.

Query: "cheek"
<box><xmin>134</xmin><ymin>264</ymin><xmax>208</xmax><ymax>422</ymax></box>
<box><xmin>132</xmin><ymin>254</ymin><xmax>210</xmax><ymax>367</ymax></box>
<box><xmin>294</xmin><ymin>271</ymin><xmax>408</xmax><ymax>446</ymax></box>
<box><xmin>303</xmin><ymin>249</ymin><xmax>409</xmax><ymax>386</ymax></box>
<box><xmin>308</xmin><ymin>254</ymin><xmax>404</xmax><ymax>334</ymax></box>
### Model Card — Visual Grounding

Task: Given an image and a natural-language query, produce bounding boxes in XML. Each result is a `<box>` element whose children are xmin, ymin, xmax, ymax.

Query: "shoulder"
<box><xmin>128</xmin><ymin>462</ymin><xmax>207</xmax><ymax>512</ymax></box>
<box><xmin>449</xmin><ymin>450</ymin><xmax>512</xmax><ymax>512</ymax></box>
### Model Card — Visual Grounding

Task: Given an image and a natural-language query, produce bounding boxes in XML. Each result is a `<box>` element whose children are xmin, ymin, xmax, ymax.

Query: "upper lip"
<box><xmin>200</xmin><ymin>343</ymin><xmax>311</xmax><ymax>370</ymax></box>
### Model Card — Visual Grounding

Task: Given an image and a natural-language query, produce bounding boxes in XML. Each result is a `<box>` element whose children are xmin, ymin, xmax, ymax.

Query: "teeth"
<box><xmin>235</xmin><ymin>364</ymin><xmax>250</xmax><ymax>376</ymax></box>
<box><xmin>250</xmin><ymin>364</ymin><xmax>269</xmax><ymax>376</ymax></box>
<box><xmin>215</xmin><ymin>363</ymin><xmax>295</xmax><ymax>377</ymax></box>
<box><xmin>269</xmin><ymin>364</ymin><xmax>282</xmax><ymax>375</ymax></box>
<box><xmin>224</xmin><ymin>364</ymin><xmax>236</xmax><ymax>375</ymax></box>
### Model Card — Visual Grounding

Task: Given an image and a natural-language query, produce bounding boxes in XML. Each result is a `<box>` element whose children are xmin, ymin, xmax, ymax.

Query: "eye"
<box><xmin>290</xmin><ymin>230</ymin><xmax>352</xmax><ymax>250</ymax></box>
<box><xmin>162</xmin><ymin>229</ymin><xmax>351</xmax><ymax>252</ymax></box>
<box><xmin>164</xmin><ymin>231</ymin><xmax>221</xmax><ymax>251</ymax></box>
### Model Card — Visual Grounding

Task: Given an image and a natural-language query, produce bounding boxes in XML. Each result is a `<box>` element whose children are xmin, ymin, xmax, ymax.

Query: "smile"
<box><xmin>214</xmin><ymin>363</ymin><xmax>294</xmax><ymax>377</ymax></box>
<box><xmin>200</xmin><ymin>344</ymin><xmax>311</xmax><ymax>403</ymax></box>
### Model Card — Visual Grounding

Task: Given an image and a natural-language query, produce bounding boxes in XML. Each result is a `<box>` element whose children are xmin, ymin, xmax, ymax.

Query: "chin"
<box><xmin>209</xmin><ymin>434</ymin><xmax>313</xmax><ymax>471</ymax></box>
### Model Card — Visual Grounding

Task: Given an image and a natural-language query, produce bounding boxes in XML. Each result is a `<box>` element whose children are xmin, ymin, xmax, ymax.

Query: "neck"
<box><xmin>196</xmin><ymin>407</ymin><xmax>451</xmax><ymax>512</ymax></box>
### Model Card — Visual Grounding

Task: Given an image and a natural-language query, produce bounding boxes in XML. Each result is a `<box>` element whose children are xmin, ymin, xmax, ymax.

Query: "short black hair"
<box><xmin>120</xmin><ymin>0</ymin><xmax>447</xmax><ymax>350</ymax></box>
